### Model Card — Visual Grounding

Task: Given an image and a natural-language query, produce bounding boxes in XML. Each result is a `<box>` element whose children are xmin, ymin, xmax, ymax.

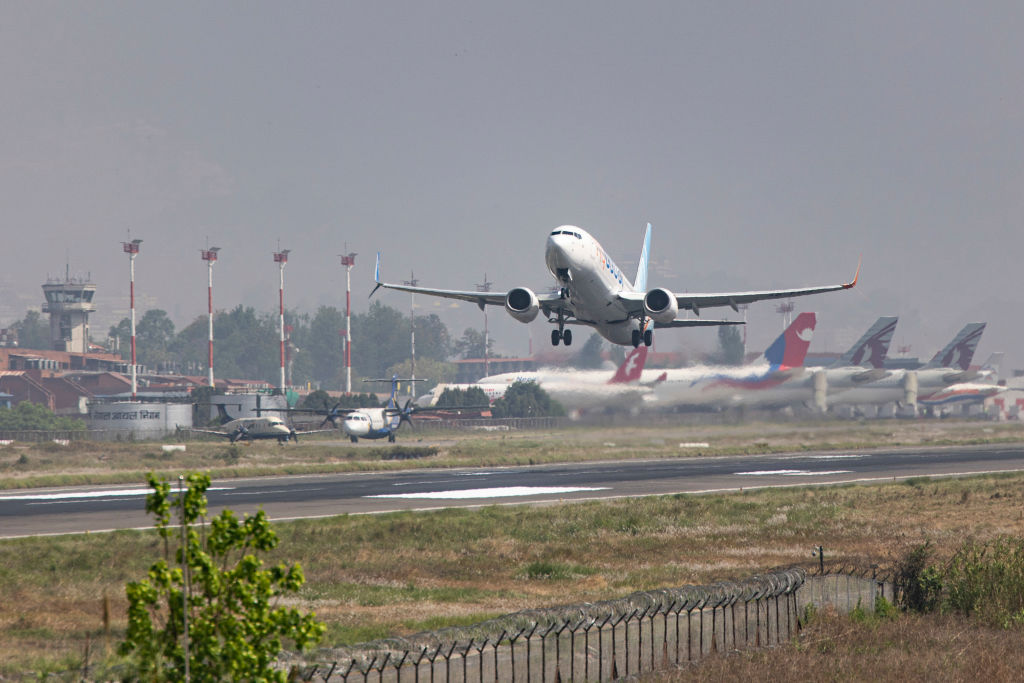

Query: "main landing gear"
<box><xmin>551</xmin><ymin>328</ymin><xmax>573</xmax><ymax>346</ymax></box>
<box><xmin>631</xmin><ymin>328</ymin><xmax>653</xmax><ymax>348</ymax></box>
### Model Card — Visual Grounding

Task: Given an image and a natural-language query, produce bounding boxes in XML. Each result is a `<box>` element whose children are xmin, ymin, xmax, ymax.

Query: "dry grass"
<box><xmin>661</xmin><ymin>608</ymin><xmax>1024</xmax><ymax>682</ymax></box>
<box><xmin>3</xmin><ymin>468</ymin><xmax>1024</xmax><ymax>677</ymax></box>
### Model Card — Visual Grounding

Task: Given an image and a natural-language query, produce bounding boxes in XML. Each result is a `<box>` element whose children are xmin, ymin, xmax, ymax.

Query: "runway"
<box><xmin>3</xmin><ymin>443</ymin><xmax>1024</xmax><ymax>538</ymax></box>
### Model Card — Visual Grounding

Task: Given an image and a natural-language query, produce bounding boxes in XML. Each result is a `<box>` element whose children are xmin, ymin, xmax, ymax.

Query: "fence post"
<box><xmin>524</xmin><ymin>624</ymin><xmax>538</xmax><ymax>683</ymax></box>
<box><xmin>508</xmin><ymin>628</ymin><xmax>524</xmax><ymax>683</ymax></box>
<box><xmin>493</xmin><ymin>631</ymin><xmax>505</xmax><ymax>683</ymax></box>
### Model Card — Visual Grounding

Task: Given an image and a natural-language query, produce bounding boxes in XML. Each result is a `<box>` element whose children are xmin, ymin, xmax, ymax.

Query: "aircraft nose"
<box><xmin>545</xmin><ymin>232</ymin><xmax>574</xmax><ymax>270</ymax></box>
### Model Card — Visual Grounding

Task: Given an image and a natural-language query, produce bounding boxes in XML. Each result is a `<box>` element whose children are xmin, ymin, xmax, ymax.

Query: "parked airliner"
<box><xmin>418</xmin><ymin>345</ymin><xmax>656</xmax><ymax>410</ymax></box>
<box><xmin>828</xmin><ymin>323</ymin><xmax>989</xmax><ymax>409</ymax></box>
<box><xmin>373</xmin><ymin>224</ymin><xmax>857</xmax><ymax>348</ymax></box>
<box><xmin>646</xmin><ymin>312</ymin><xmax>817</xmax><ymax>408</ymax></box>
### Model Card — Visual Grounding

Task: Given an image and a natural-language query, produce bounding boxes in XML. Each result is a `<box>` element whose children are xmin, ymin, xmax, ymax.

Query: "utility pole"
<box><xmin>200</xmin><ymin>246</ymin><xmax>220</xmax><ymax>388</ymax></box>
<box><xmin>403</xmin><ymin>271</ymin><xmax>418</xmax><ymax>395</ymax></box>
<box><xmin>122</xmin><ymin>238</ymin><xmax>142</xmax><ymax>401</ymax></box>
<box><xmin>340</xmin><ymin>250</ymin><xmax>356</xmax><ymax>395</ymax></box>
<box><xmin>476</xmin><ymin>274</ymin><xmax>493</xmax><ymax>378</ymax></box>
<box><xmin>273</xmin><ymin>247</ymin><xmax>290</xmax><ymax>393</ymax></box>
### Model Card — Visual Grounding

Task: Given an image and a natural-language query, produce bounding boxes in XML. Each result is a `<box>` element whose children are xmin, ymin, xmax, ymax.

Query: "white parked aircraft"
<box><xmin>828</xmin><ymin>323</ymin><xmax>989</xmax><ymax>410</ymax></box>
<box><xmin>184</xmin><ymin>404</ymin><xmax>330</xmax><ymax>444</ymax></box>
<box><xmin>418</xmin><ymin>345</ymin><xmax>657</xmax><ymax>410</ymax></box>
<box><xmin>645</xmin><ymin>312</ymin><xmax>817</xmax><ymax>409</ymax></box>
<box><xmin>372</xmin><ymin>224</ymin><xmax>858</xmax><ymax>348</ymax></box>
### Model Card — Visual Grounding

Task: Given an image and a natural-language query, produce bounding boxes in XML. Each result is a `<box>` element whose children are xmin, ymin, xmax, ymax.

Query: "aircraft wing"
<box><xmin>291</xmin><ymin>428</ymin><xmax>337</xmax><ymax>436</ymax></box>
<box><xmin>653</xmin><ymin>319</ymin><xmax>744</xmax><ymax>328</ymax></box>
<box><xmin>178</xmin><ymin>427</ymin><xmax>230</xmax><ymax>439</ymax></box>
<box><xmin>617</xmin><ymin>262</ymin><xmax>859</xmax><ymax>316</ymax></box>
<box><xmin>373</xmin><ymin>281</ymin><xmax>508</xmax><ymax>309</ymax></box>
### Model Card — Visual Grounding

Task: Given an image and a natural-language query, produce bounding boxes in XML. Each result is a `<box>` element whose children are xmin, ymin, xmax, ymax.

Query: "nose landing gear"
<box><xmin>551</xmin><ymin>328</ymin><xmax>573</xmax><ymax>346</ymax></box>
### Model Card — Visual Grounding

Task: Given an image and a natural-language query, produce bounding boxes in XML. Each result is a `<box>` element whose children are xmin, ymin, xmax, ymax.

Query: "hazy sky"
<box><xmin>2</xmin><ymin>2</ymin><xmax>1022</xmax><ymax>369</ymax></box>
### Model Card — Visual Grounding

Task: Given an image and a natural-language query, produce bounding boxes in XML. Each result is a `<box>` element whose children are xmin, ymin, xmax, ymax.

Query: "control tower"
<box><xmin>41</xmin><ymin>271</ymin><xmax>96</xmax><ymax>353</ymax></box>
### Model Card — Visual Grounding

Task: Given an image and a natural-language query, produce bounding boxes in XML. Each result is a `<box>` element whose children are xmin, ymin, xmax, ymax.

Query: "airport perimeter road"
<box><xmin>3</xmin><ymin>443</ymin><xmax>1024</xmax><ymax>538</ymax></box>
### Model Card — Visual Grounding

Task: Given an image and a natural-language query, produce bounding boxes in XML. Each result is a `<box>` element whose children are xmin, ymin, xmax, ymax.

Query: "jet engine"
<box><xmin>643</xmin><ymin>288</ymin><xmax>679</xmax><ymax>323</ymax></box>
<box><xmin>505</xmin><ymin>287</ymin><xmax>540</xmax><ymax>323</ymax></box>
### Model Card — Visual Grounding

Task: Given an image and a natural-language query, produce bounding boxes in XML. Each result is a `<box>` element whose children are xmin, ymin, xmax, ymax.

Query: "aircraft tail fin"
<box><xmin>979</xmin><ymin>351</ymin><xmax>1004</xmax><ymax>378</ymax></box>
<box><xmin>763</xmin><ymin>312</ymin><xmax>817</xmax><ymax>369</ymax></box>
<box><xmin>215</xmin><ymin>403</ymin><xmax>233</xmax><ymax>425</ymax></box>
<box><xmin>831</xmin><ymin>316</ymin><xmax>898</xmax><ymax>369</ymax></box>
<box><xmin>922</xmin><ymin>323</ymin><xmax>985</xmax><ymax>371</ymax></box>
<box><xmin>608</xmin><ymin>346</ymin><xmax>648</xmax><ymax>384</ymax></box>
<box><xmin>633</xmin><ymin>223</ymin><xmax>652</xmax><ymax>292</ymax></box>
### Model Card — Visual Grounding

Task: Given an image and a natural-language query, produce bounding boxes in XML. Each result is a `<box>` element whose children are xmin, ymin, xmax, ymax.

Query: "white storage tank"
<box><xmin>88</xmin><ymin>401</ymin><xmax>193</xmax><ymax>439</ymax></box>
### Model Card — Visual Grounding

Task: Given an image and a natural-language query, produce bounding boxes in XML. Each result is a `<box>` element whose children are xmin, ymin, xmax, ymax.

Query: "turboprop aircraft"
<box><xmin>372</xmin><ymin>224</ymin><xmax>858</xmax><ymax>348</ymax></box>
<box><xmin>183</xmin><ymin>404</ymin><xmax>330</xmax><ymax>444</ymax></box>
<box><xmin>342</xmin><ymin>377</ymin><xmax>487</xmax><ymax>443</ymax></box>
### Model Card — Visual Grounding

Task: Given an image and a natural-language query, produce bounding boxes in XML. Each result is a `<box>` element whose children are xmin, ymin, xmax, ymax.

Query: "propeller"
<box><xmin>398</xmin><ymin>399</ymin><xmax>415</xmax><ymax>427</ymax></box>
<box><xmin>318</xmin><ymin>402</ymin><xmax>342</xmax><ymax>429</ymax></box>
<box><xmin>289</xmin><ymin>428</ymin><xmax>299</xmax><ymax>443</ymax></box>
<box><xmin>229</xmin><ymin>425</ymin><xmax>249</xmax><ymax>443</ymax></box>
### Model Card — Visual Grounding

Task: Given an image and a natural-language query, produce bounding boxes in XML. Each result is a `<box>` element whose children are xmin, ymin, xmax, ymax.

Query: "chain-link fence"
<box><xmin>283</xmin><ymin>565</ymin><xmax>897</xmax><ymax>682</ymax></box>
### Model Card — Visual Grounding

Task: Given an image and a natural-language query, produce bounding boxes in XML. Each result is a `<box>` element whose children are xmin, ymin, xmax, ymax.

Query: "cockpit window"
<box><xmin>549</xmin><ymin>230</ymin><xmax>582</xmax><ymax>239</ymax></box>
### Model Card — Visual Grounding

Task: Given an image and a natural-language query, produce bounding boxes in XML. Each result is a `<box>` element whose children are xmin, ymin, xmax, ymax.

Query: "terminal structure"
<box><xmin>41</xmin><ymin>269</ymin><xmax>97</xmax><ymax>354</ymax></box>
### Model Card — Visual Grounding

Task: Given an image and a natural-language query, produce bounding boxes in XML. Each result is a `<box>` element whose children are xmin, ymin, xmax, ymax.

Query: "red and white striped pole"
<box><xmin>274</xmin><ymin>249</ymin><xmax>290</xmax><ymax>393</ymax></box>
<box><xmin>122</xmin><ymin>239</ymin><xmax>142</xmax><ymax>401</ymax></box>
<box><xmin>201</xmin><ymin>247</ymin><xmax>220</xmax><ymax>388</ymax></box>
<box><xmin>340</xmin><ymin>252</ymin><xmax>356</xmax><ymax>395</ymax></box>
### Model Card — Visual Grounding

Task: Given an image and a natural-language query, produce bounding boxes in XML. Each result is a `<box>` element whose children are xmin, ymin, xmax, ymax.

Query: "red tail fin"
<box><xmin>609</xmin><ymin>346</ymin><xmax>648</xmax><ymax>384</ymax></box>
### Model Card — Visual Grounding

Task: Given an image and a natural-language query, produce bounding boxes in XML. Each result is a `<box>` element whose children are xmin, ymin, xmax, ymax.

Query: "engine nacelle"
<box><xmin>643</xmin><ymin>287</ymin><xmax>679</xmax><ymax>323</ymax></box>
<box><xmin>505</xmin><ymin>286</ymin><xmax>540</xmax><ymax>323</ymax></box>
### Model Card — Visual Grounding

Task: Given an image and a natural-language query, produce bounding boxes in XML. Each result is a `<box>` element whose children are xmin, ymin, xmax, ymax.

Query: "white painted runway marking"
<box><xmin>3</xmin><ymin>486</ymin><xmax>233</xmax><ymax>502</ymax></box>
<box><xmin>366</xmin><ymin>486</ymin><xmax>609</xmax><ymax>500</ymax></box>
<box><xmin>808</xmin><ymin>454</ymin><xmax>868</xmax><ymax>460</ymax></box>
<box><xmin>735</xmin><ymin>470</ymin><xmax>852</xmax><ymax>477</ymax></box>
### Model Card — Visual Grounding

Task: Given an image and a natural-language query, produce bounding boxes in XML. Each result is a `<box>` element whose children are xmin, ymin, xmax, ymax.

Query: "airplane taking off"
<box><xmin>183</xmin><ymin>404</ymin><xmax>329</xmax><ymax>444</ymax></box>
<box><xmin>372</xmin><ymin>224</ymin><xmax>858</xmax><ymax>348</ymax></box>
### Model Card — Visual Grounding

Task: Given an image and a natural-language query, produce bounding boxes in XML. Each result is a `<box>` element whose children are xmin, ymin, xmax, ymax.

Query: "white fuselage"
<box><xmin>475</xmin><ymin>368</ymin><xmax>650</xmax><ymax>410</ymax></box>
<box><xmin>221</xmin><ymin>416</ymin><xmax>294</xmax><ymax>440</ymax></box>
<box><xmin>544</xmin><ymin>228</ymin><xmax>644</xmax><ymax>345</ymax></box>
<box><xmin>828</xmin><ymin>368</ymin><xmax>992</xmax><ymax>407</ymax></box>
<box><xmin>342</xmin><ymin>408</ymin><xmax>400</xmax><ymax>440</ymax></box>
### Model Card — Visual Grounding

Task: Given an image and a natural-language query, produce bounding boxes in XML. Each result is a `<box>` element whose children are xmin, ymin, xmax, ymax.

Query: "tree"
<box><xmin>436</xmin><ymin>385</ymin><xmax>491</xmax><ymax>408</ymax></box>
<box><xmin>137</xmin><ymin>310</ymin><xmax>177</xmax><ymax>368</ymax></box>
<box><xmin>574</xmin><ymin>333</ymin><xmax>606</xmax><ymax>369</ymax></box>
<box><xmin>11</xmin><ymin>310</ymin><xmax>49</xmax><ymax>350</ymax></box>
<box><xmin>715</xmin><ymin>325</ymin><xmax>745</xmax><ymax>365</ymax></box>
<box><xmin>0</xmin><ymin>402</ymin><xmax>86</xmax><ymax>431</ymax></box>
<box><xmin>490</xmin><ymin>381</ymin><xmax>565</xmax><ymax>418</ymax></box>
<box><xmin>121</xmin><ymin>472</ymin><xmax>324</xmax><ymax>681</ymax></box>
<box><xmin>454</xmin><ymin>328</ymin><xmax>495</xmax><ymax>360</ymax></box>
<box><xmin>351</xmin><ymin>301</ymin><xmax>411</xmax><ymax>379</ymax></box>
<box><xmin>411</xmin><ymin>313</ymin><xmax>452</xmax><ymax>362</ymax></box>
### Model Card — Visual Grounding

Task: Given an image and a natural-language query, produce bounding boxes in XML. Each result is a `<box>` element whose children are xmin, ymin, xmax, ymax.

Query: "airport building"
<box><xmin>41</xmin><ymin>273</ymin><xmax>96</xmax><ymax>354</ymax></box>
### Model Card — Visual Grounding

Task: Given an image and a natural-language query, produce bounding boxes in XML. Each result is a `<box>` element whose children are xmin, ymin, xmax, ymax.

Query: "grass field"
<box><xmin>1</xmin><ymin>419</ymin><xmax>1023</xmax><ymax>677</ymax></box>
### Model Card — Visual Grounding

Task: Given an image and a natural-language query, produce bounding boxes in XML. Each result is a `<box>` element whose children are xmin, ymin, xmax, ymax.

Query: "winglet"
<box><xmin>843</xmin><ymin>256</ymin><xmax>862</xmax><ymax>289</ymax></box>
<box><xmin>369</xmin><ymin>252</ymin><xmax>383</xmax><ymax>298</ymax></box>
